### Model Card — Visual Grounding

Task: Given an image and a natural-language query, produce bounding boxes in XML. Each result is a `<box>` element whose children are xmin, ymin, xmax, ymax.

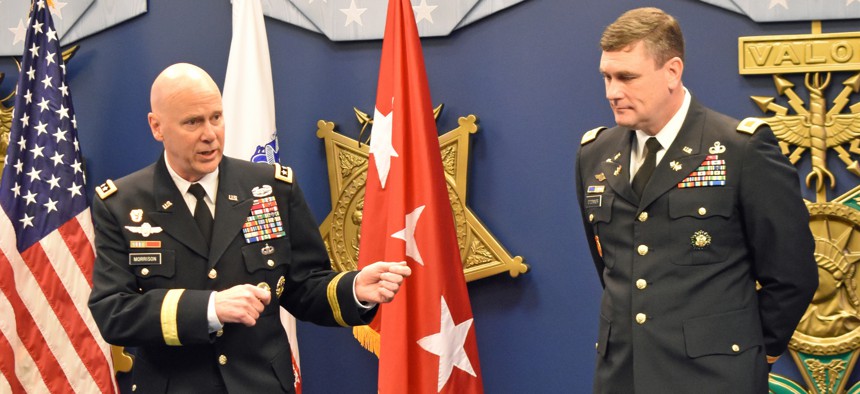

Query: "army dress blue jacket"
<box><xmin>88</xmin><ymin>155</ymin><xmax>374</xmax><ymax>393</ymax></box>
<box><xmin>575</xmin><ymin>98</ymin><xmax>817</xmax><ymax>393</ymax></box>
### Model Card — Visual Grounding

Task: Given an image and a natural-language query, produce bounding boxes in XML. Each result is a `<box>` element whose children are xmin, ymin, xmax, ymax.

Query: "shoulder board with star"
<box><xmin>737</xmin><ymin>117</ymin><xmax>766</xmax><ymax>135</ymax></box>
<box><xmin>581</xmin><ymin>126</ymin><xmax>607</xmax><ymax>145</ymax></box>
<box><xmin>274</xmin><ymin>163</ymin><xmax>293</xmax><ymax>184</ymax></box>
<box><xmin>96</xmin><ymin>179</ymin><xmax>118</xmax><ymax>200</ymax></box>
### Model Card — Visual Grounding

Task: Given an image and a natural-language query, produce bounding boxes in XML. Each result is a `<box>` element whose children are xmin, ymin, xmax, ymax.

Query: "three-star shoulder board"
<box><xmin>737</xmin><ymin>117</ymin><xmax>766</xmax><ymax>135</ymax></box>
<box><xmin>96</xmin><ymin>179</ymin><xmax>118</xmax><ymax>200</ymax></box>
<box><xmin>581</xmin><ymin>127</ymin><xmax>607</xmax><ymax>145</ymax></box>
<box><xmin>274</xmin><ymin>163</ymin><xmax>293</xmax><ymax>184</ymax></box>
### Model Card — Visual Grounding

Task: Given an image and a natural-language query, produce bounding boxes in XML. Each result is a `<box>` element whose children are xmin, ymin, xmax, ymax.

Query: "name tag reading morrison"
<box><xmin>129</xmin><ymin>253</ymin><xmax>162</xmax><ymax>265</ymax></box>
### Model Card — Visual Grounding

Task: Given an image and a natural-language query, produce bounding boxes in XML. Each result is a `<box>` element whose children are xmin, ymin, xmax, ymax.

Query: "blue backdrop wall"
<box><xmin>2</xmin><ymin>0</ymin><xmax>859</xmax><ymax>392</ymax></box>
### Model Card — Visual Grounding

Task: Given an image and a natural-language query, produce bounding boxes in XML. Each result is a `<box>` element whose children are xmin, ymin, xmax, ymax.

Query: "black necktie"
<box><xmin>632</xmin><ymin>137</ymin><xmax>662</xmax><ymax>197</ymax></box>
<box><xmin>188</xmin><ymin>183</ymin><xmax>213</xmax><ymax>245</ymax></box>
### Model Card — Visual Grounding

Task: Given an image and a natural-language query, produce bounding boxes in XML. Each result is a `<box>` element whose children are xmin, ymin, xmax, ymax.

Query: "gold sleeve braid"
<box><xmin>327</xmin><ymin>272</ymin><xmax>350</xmax><ymax>327</ymax></box>
<box><xmin>160</xmin><ymin>289</ymin><xmax>185</xmax><ymax>346</ymax></box>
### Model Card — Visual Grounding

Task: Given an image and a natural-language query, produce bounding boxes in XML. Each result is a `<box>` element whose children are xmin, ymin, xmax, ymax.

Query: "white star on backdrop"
<box><xmin>50</xmin><ymin>1</ymin><xmax>67</xmax><ymax>19</ymax></box>
<box><xmin>340</xmin><ymin>0</ymin><xmax>367</xmax><ymax>27</ymax></box>
<box><xmin>413</xmin><ymin>0</ymin><xmax>438</xmax><ymax>24</ymax></box>
<box><xmin>369</xmin><ymin>106</ymin><xmax>397</xmax><ymax>188</ymax></box>
<box><xmin>8</xmin><ymin>19</ymin><xmax>26</xmax><ymax>45</ymax></box>
<box><xmin>769</xmin><ymin>0</ymin><xmax>788</xmax><ymax>9</ymax></box>
<box><xmin>417</xmin><ymin>296</ymin><xmax>477</xmax><ymax>392</ymax></box>
<box><xmin>391</xmin><ymin>205</ymin><xmax>425</xmax><ymax>265</ymax></box>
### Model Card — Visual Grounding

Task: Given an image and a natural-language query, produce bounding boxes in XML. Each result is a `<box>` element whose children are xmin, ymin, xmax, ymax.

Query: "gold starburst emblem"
<box><xmin>315</xmin><ymin>109</ymin><xmax>527</xmax><ymax>282</ymax></box>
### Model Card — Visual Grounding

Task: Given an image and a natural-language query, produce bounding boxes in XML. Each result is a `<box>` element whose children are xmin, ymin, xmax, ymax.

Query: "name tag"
<box><xmin>585</xmin><ymin>195</ymin><xmax>602</xmax><ymax>208</ymax></box>
<box><xmin>129</xmin><ymin>253</ymin><xmax>162</xmax><ymax>265</ymax></box>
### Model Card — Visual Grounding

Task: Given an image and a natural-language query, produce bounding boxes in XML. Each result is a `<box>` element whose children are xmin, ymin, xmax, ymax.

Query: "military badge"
<box><xmin>613</xmin><ymin>165</ymin><xmax>622</xmax><ymax>176</ymax></box>
<box><xmin>595</xmin><ymin>173</ymin><xmax>606</xmax><ymax>182</ymax></box>
<box><xmin>669</xmin><ymin>161</ymin><xmax>682</xmax><ymax>171</ymax></box>
<box><xmin>261</xmin><ymin>243</ymin><xmax>275</xmax><ymax>255</ymax></box>
<box><xmin>228</xmin><ymin>194</ymin><xmax>238</xmax><ymax>201</ymax></box>
<box><xmin>709</xmin><ymin>141</ymin><xmax>727</xmax><ymax>154</ymax></box>
<box><xmin>276</xmin><ymin>276</ymin><xmax>285</xmax><ymax>298</ymax></box>
<box><xmin>678</xmin><ymin>155</ymin><xmax>726</xmax><ymax>188</ymax></box>
<box><xmin>683</xmin><ymin>146</ymin><xmax>693</xmax><ymax>154</ymax></box>
<box><xmin>690</xmin><ymin>230</ymin><xmax>712</xmax><ymax>249</ymax></box>
<box><xmin>242</xmin><ymin>196</ymin><xmax>287</xmax><ymax>243</ymax></box>
<box><xmin>130</xmin><ymin>209</ymin><xmax>143</xmax><ymax>223</ymax></box>
<box><xmin>252</xmin><ymin>185</ymin><xmax>273</xmax><ymax>198</ymax></box>
<box><xmin>125</xmin><ymin>223</ymin><xmax>163</xmax><ymax>237</ymax></box>
<box><xmin>162</xmin><ymin>201</ymin><xmax>173</xmax><ymax>210</ymax></box>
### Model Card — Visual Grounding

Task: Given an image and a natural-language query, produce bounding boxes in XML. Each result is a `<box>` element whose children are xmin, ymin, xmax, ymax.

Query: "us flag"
<box><xmin>0</xmin><ymin>1</ymin><xmax>116</xmax><ymax>393</ymax></box>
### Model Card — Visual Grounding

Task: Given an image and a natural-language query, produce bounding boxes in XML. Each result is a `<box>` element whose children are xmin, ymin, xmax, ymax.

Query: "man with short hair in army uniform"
<box><xmin>88</xmin><ymin>63</ymin><xmax>411</xmax><ymax>393</ymax></box>
<box><xmin>575</xmin><ymin>7</ymin><xmax>818</xmax><ymax>393</ymax></box>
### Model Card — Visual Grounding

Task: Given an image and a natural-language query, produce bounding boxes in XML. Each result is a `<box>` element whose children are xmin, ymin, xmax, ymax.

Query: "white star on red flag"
<box><xmin>418</xmin><ymin>296</ymin><xmax>477</xmax><ymax>391</ymax></box>
<box><xmin>369</xmin><ymin>106</ymin><xmax>397</xmax><ymax>188</ymax></box>
<box><xmin>391</xmin><ymin>205</ymin><xmax>425</xmax><ymax>265</ymax></box>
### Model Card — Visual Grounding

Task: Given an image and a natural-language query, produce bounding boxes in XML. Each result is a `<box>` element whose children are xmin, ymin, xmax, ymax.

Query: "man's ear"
<box><xmin>664</xmin><ymin>57</ymin><xmax>684</xmax><ymax>90</ymax></box>
<box><xmin>148</xmin><ymin>113</ymin><xmax>163</xmax><ymax>142</ymax></box>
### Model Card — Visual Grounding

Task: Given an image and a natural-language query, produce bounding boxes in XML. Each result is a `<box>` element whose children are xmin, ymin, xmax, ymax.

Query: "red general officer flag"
<box><xmin>355</xmin><ymin>0</ymin><xmax>484</xmax><ymax>393</ymax></box>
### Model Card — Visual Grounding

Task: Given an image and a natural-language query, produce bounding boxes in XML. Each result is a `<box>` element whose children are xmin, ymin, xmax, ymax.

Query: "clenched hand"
<box><xmin>355</xmin><ymin>261</ymin><xmax>412</xmax><ymax>304</ymax></box>
<box><xmin>214</xmin><ymin>284</ymin><xmax>271</xmax><ymax>327</ymax></box>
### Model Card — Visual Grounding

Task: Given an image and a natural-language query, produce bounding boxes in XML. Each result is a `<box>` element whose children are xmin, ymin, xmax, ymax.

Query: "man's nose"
<box><xmin>200</xmin><ymin>122</ymin><xmax>217</xmax><ymax>141</ymax></box>
<box><xmin>605</xmin><ymin>80</ymin><xmax>622</xmax><ymax>101</ymax></box>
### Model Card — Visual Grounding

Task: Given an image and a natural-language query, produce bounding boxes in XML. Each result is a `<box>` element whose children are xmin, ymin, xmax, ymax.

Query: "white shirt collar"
<box><xmin>163</xmin><ymin>152</ymin><xmax>219</xmax><ymax>202</ymax></box>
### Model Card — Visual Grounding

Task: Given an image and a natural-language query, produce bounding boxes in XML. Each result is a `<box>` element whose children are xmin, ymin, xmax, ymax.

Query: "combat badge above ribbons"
<box><xmin>678</xmin><ymin>154</ymin><xmax>727</xmax><ymax>188</ymax></box>
<box><xmin>242</xmin><ymin>195</ymin><xmax>287</xmax><ymax>243</ymax></box>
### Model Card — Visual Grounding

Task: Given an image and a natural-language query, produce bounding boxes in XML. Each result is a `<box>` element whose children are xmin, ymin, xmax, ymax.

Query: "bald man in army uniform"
<box><xmin>575</xmin><ymin>8</ymin><xmax>817</xmax><ymax>393</ymax></box>
<box><xmin>88</xmin><ymin>63</ymin><xmax>411</xmax><ymax>393</ymax></box>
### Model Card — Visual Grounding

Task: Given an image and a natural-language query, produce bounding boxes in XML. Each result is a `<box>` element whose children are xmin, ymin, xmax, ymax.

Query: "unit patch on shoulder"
<box><xmin>96</xmin><ymin>180</ymin><xmax>118</xmax><ymax>200</ymax></box>
<box><xmin>737</xmin><ymin>117</ymin><xmax>766</xmax><ymax>135</ymax></box>
<box><xmin>581</xmin><ymin>127</ymin><xmax>607</xmax><ymax>145</ymax></box>
<box><xmin>274</xmin><ymin>163</ymin><xmax>293</xmax><ymax>184</ymax></box>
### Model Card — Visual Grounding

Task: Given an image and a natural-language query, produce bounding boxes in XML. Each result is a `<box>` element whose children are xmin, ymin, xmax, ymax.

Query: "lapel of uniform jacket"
<box><xmin>209</xmin><ymin>157</ymin><xmax>254</xmax><ymax>269</ymax></box>
<box><xmin>600</xmin><ymin>130</ymin><xmax>638</xmax><ymax>205</ymax></box>
<box><xmin>147</xmin><ymin>155</ymin><xmax>210</xmax><ymax>258</ymax></box>
<box><xmin>638</xmin><ymin>98</ymin><xmax>709</xmax><ymax>209</ymax></box>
